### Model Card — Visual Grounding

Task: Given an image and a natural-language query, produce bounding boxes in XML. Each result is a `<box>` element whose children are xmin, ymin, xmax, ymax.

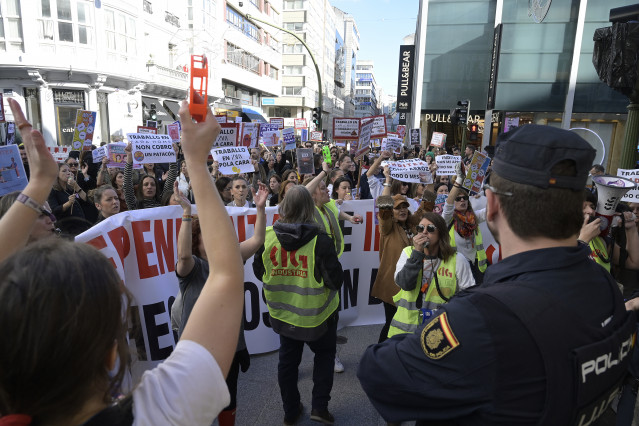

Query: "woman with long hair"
<box><xmin>123</xmin><ymin>142</ymin><xmax>178</xmax><ymax>210</ymax></box>
<box><xmin>109</xmin><ymin>170</ymin><xmax>128</xmax><ymax>212</ymax></box>
<box><xmin>267</xmin><ymin>174</ymin><xmax>282</xmax><ymax>207</ymax></box>
<box><xmin>388</xmin><ymin>212</ymin><xmax>475</xmax><ymax>337</ymax></box>
<box><xmin>47</xmin><ymin>162</ymin><xmax>88</xmax><ymax>220</ymax></box>
<box><xmin>142</xmin><ymin>162</ymin><xmax>165</xmax><ymax>194</ymax></box>
<box><xmin>331</xmin><ymin>176</ymin><xmax>353</xmax><ymax>202</ymax></box>
<box><xmin>215</xmin><ymin>176</ymin><xmax>233</xmax><ymax>204</ymax></box>
<box><xmin>227</xmin><ymin>176</ymin><xmax>254</xmax><ymax>208</ymax></box>
<box><xmin>177</xmin><ymin>160</ymin><xmax>195</xmax><ymax>203</ymax></box>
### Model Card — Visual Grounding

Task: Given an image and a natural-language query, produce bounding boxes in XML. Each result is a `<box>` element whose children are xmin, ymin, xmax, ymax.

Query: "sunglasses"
<box><xmin>67</xmin><ymin>162</ymin><xmax>79</xmax><ymax>167</ymax></box>
<box><xmin>40</xmin><ymin>208</ymin><xmax>56</xmax><ymax>222</ymax></box>
<box><xmin>416</xmin><ymin>223</ymin><xmax>436</xmax><ymax>234</ymax></box>
<box><xmin>455</xmin><ymin>195</ymin><xmax>469</xmax><ymax>202</ymax></box>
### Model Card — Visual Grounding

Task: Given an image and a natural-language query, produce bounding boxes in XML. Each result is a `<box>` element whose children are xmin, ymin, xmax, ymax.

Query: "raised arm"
<box><xmin>174</xmin><ymin>180</ymin><xmax>196</xmax><ymax>277</ymax></box>
<box><xmin>382</xmin><ymin>166</ymin><xmax>392</xmax><ymax>196</ymax></box>
<box><xmin>240</xmin><ymin>181</ymin><xmax>268</xmax><ymax>261</ymax></box>
<box><xmin>123</xmin><ymin>143</ymin><xmax>138</xmax><ymax>210</ymax></box>
<box><xmin>96</xmin><ymin>157</ymin><xmax>109</xmax><ymax>187</ymax></box>
<box><xmin>178</xmin><ymin>100</ymin><xmax>244</xmax><ymax>377</ymax></box>
<box><xmin>160</xmin><ymin>143</ymin><xmax>180</xmax><ymax>202</ymax></box>
<box><xmin>367</xmin><ymin>150</ymin><xmax>391</xmax><ymax>178</ymax></box>
<box><xmin>0</xmin><ymin>99</ymin><xmax>58</xmax><ymax>262</ymax></box>
<box><xmin>304</xmin><ymin>161</ymin><xmax>331</xmax><ymax>195</ymax></box>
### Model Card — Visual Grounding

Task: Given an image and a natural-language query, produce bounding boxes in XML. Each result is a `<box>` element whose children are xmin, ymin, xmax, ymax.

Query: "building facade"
<box><xmin>334</xmin><ymin>7</ymin><xmax>359</xmax><ymax>117</ymax></box>
<box><xmin>354</xmin><ymin>60</ymin><xmax>379</xmax><ymax>118</ymax></box>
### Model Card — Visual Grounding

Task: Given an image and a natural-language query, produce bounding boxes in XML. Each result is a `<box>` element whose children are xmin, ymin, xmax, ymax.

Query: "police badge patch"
<box><xmin>421</xmin><ymin>312</ymin><xmax>459</xmax><ymax>359</ymax></box>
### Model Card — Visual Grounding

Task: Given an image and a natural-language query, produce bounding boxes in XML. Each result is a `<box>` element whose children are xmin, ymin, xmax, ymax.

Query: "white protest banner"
<box><xmin>91</xmin><ymin>145</ymin><xmax>107</xmax><ymax>163</ymax></box>
<box><xmin>311</xmin><ymin>130</ymin><xmax>323</xmax><ymax>142</ymax></box>
<box><xmin>435</xmin><ymin>154</ymin><xmax>462</xmax><ymax>176</ymax></box>
<box><xmin>71</xmin><ymin>110</ymin><xmax>97</xmax><ymax>151</ymax></box>
<box><xmin>0</xmin><ymin>93</ymin><xmax>4</xmax><ymax>122</ymax></box>
<box><xmin>296</xmin><ymin>148</ymin><xmax>314</xmax><ymax>175</ymax></box>
<box><xmin>354</xmin><ymin>118</ymin><xmax>373</xmax><ymax>159</ymax></box>
<box><xmin>270</xmin><ymin>117</ymin><xmax>284</xmax><ymax>129</ymax></box>
<box><xmin>214</xmin><ymin>123</ymin><xmax>239</xmax><ymax>147</ymax></box>
<box><xmin>333</xmin><ymin>118</ymin><xmax>360</xmax><ymax>140</ymax></box>
<box><xmin>282</xmin><ymin>128</ymin><xmax>296</xmax><ymax>151</ymax></box>
<box><xmin>212</xmin><ymin>146</ymin><xmax>253</xmax><ymax>175</ymax></box>
<box><xmin>0</xmin><ymin>144</ymin><xmax>27</xmax><ymax>196</ymax></box>
<box><xmin>215</xmin><ymin>115</ymin><xmax>227</xmax><ymax>124</ymax></box>
<box><xmin>382</xmin><ymin>135</ymin><xmax>403</xmax><ymax>154</ymax></box>
<box><xmin>137</xmin><ymin>126</ymin><xmax>157</xmax><ymax>135</ymax></box>
<box><xmin>368</xmin><ymin>115</ymin><xmax>387</xmax><ymax>138</ymax></box>
<box><xmin>294</xmin><ymin>118</ymin><xmax>307</xmax><ymax>129</ymax></box>
<box><xmin>235</xmin><ymin>116</ymin><xmax>243</xmax><ymax>123</ymax></box>
<box><xmin>128</xmin><ymin>133</ymin><xmax>176</xmax><ymax>165</ymax></box>
<box><xmin>388</xmin><ymin>158</ymin><xmax>433</xmax><ymax>184</ymax></box>
<box><xmin>261</xmin><ymin>124</ymin><xmax>280</xmax><ymax>147</ymax></box>
<box><xmin>462</xmin><ymin>151</ymin><xmax>491</xmax><ymax>194</ymax></box>
<box><xmin>239</xmin><ymin>122</ymin><xmax>259</xmax><ymax>148</ymax></box>
<box><xmin>430</xmin><ymin>131</ymin><xmax>446</xmax><ymax>148</ymax></box>
<box><xmin>617</xmin><ymin>169</ymin><xmax>639</xmax><ymax>202</ymax></box>
<box><xmin>48</xmin><ymin>146</ymin><xmax>71</xmax><ymax>163</ymax></box>
<box><xmin>167</xmin><ymin>123</ymin><xmax>180</xmax><ymax>143</ymax></box>
<box><xmin>410</xmin><ymin>128</ymin><xmax>422</xmax><ymax>146</ymax></box>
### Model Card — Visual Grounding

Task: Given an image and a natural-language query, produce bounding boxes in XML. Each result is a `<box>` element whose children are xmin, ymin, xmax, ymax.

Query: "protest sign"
<box><xmin>354</xmin><ymin>119</ymin><xmax>373</xmax><ymax>159</ymax></box>
<box><xmin>261</xmin><ymin>124</ymin><xmax>280</xmax><ymax>147</ymax></box>
<box><xmin>128</xmin><ymin>134</ymin><xmax>176</xmax><ymax>165</ymax></box>
<box><xmin>214</xmin><ymin>123</ymin><xmax>239</xmax><ymax>147</ymax></box>
<box><xmin>430</xmin><ymin>131</ymin><xmax>446</xmax><ymax>148</ymax></box>
<box><xmin>211</xmin><ymin>146</ymin><xmax>253</xmax><ymax>175</ymax></box>
<box><xmin>296</xmin><ymin>148</ymin><xmax>314</xmax><ymax>175</ymax></box>
<box><xmin>71</xmin><ymin>110</ymin><xmax>97</xmax><ymax>151</ymax></box>
<box><xmin>270</xmin><ymin>117</ymin><xmax>284</xmax><ymax>129</ymax></box>
<box><xmin>371</xmin><ymin>139</ymin><xmax>381</xmax><ymax>148</ymax></box>
<box><xmin>333</xmin><ymin>118</ymin><xmax>360</xmax><ymax>140</ymax></box>
<box><xmin>215</xmin><ymin>115</ymin><xmax>227</xmax><ymax>124</ymax></box>
<box><xmin>6</xmin><ymin>122</ymin><xmax>15</xmax><ymax>145</ymax></box>
<box><xmin>617</xmin><ymin>169</ymin><xmax>639</xmax><ymax>202</ymax></box>
<box><xmin>91</xmin><ymin>145</ymin><xmax>107</xmax><ymax>163</ymax></box>
<box><xmin>396</xmin><ymin>125</ymin><xmax>407</xmax><ymax>141</ymax></box>
<box><xmin>239</xmin><ymin>123</ymin><xmax>259</xmax><ymax>148</ymax></box>
<box><xmin>311</xmin><ymin>130</ymin><xmax>323</xmax><ymax>142</ymax></box>
<box><xmin>235</xmin><ymin>116</ymin><xmax>243</xmax><ymax>123</ymax></box>
<box><xmin>0</xmin><ymin>144</ymin><xmax>27</xmax><ymax>196</ymax></box>
<box><xmin>0</xmin><ymin>93</ymin><xmax>4</xmax><ymax>122</ymax></box>
<box><xmin>367</xmin><ymin>115</ymin><xmax>387</xmax><ymax>138</ymax></box>
<box><xmin>167</xmin><ymin>123</ymin><xmax>180</xmax><ymax>143</ymax></box>
<box><xmin>294</xmin><ymin>118</ymin><xmax>307</xmax><ymax>129</ymax></box>
<box><xmin>48</xmin><ymin>146</ymin><xmax>71</xmax><ymax>163</ymax></box>
<box><xmin>435</xmin><ymin>154</ymin><xmax>462</xmax><ymax>176</ymax></box>
<box><xmin>137</xmin><ymin>126</ymin><xmax>157</xmax><ymax>135</ymax></box>
<box><xmin>410</xmin><ymin>128</ymin><xmax>421</xmax><ymax>146</ymax></box>
<box><xmin>382</xmin><ymin>135</ymin><xmax>403</xmax><ymax>154</ymax></box>
<box><xmin>107</xmin><ymin>142</ymin><xmax>141</xmax><ymax>169</ymax></box>
<box><xmin>301</xmin><ymin>128</ymin><xmax>308</xmax><ymax>142</ymax></box>
<box><xmin>283</xmin><ymin>128</ymin><xmax>296</xmax><ymax>151</ymax></box>
<box><xmin>388</xmin><ymin>158</ymin><xmax>433</xmax><ymax>184</ymax></box>
<box><xmin>462</xmin><ymin>151</ymin><xmax>491</xmax><ymax>194</ymax></box>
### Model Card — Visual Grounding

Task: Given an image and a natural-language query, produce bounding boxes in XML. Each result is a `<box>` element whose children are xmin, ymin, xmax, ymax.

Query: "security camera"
<box><xmin>239</xmin><ymin>1</ymin><xmax>243</xmax><ymax>6</ymax></box>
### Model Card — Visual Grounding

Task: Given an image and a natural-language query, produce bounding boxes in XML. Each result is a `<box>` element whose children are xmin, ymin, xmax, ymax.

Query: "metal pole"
<box><xmin>246</xmin><ymin>14</ymin><xmax>323</xmax><ymax>130</ymax></box>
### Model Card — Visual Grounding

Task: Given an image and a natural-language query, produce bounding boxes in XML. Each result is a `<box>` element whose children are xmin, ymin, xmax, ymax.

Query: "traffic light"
<box><xmin>469</xmin><ymin>123</ymin><xmax>478</xmax><ymax>141</ymax></box>
<box><xmin>312</xmin><ymin>107</ymin><xmax>320</xmax><ymax>127</ymax></box>
<box><xmin>457</xmin><ymin>99</ymin><xmax>469</xmax><ymax>125</ymax></box>
<box><xmin>149</xmin><ymin>104</ymin><xmax>158</xmax><ymax>121</ymax></box>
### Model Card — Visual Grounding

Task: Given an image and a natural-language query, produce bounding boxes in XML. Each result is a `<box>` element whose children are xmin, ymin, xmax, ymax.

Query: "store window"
<box><xmin>283</xmin><ymin>86</ymin><xmax>303</xmax><ymax>96</ymax></box>
<box><xmin>104</xmin><ymin>9</ymin><xmax>135</xmax><ymax>55</ymax></box>
<box><xmin>38</xmin><ymin>0</ymin><xmax>93</xmax><ymax>45</ymax></box>
<box><xmin>52</xmin><ymin>88</ymin><xmax>85</xmax><ymax>147</ymax></box>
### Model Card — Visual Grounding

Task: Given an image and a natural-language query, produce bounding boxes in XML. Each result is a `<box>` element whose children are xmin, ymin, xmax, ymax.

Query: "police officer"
<box><xmin>357</xmin><ymin>125</ymin><xmax>637</xmax><ymax>425</ymax></box>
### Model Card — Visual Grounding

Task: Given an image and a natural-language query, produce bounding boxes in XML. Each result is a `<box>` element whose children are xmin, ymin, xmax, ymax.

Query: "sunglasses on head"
<box><xmin>455</xmin><ymin>195</ymin><xmax>469</xmax><ymax>202</ymax></box>
<box><xmin>416</xmin><ymin>223</ymin><xmax>436</xmax><ymax>234</ymax></box>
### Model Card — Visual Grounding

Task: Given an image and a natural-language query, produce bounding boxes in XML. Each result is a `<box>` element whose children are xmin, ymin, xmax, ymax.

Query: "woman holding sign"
<box><xmin>123</xmin><ymin>142</ymin><xmax>178</xmax><ymax>210</ymax></box>
<box><xmin>443</xmin><ymin>161</ymin><xmax>487</xmax><ymax>284</ymax></box>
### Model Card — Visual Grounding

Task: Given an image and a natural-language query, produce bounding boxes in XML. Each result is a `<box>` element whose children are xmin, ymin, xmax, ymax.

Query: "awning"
<box><xmin>142</xmin><ymin>96</ymin><xmax>173</xmax><ymax>122</ymax></box>
<box><xmin>163</xmin><ymin>100</ymin><xmax>181</xmax><ymax>120</ymax></box>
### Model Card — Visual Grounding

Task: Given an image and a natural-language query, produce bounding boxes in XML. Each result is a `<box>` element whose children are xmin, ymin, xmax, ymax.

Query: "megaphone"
<box><xmin>592</xmin><ymin>175</ymin><xmax>637</xmax><ymax>237</ymax></box>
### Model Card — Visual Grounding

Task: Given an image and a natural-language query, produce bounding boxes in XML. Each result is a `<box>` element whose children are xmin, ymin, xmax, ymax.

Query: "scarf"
<box><xmin>453</xmin><ymin>210</ymin><xmax>477</xmax><ymax>239</ymax></box>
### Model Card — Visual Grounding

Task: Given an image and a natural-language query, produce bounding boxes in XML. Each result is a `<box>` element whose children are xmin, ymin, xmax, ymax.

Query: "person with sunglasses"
<box><xmin>0</xmin><ymin>191</ymin><xmax>58</xmax><ymax>242</ymax></box>
<box><xmin>443</xmin><ymin>161</ymin><xmax>488</xmax><ymax>284</ymax></box>
<box><xmin>388</xmin><ymin>212</ymin><xmax>474</xmax><ymax>339</ymax></box>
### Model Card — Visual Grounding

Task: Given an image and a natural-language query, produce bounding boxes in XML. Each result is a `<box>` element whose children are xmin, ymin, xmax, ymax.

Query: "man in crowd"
<box><xmin>358</xmin><ymin>125</ymin><xmax>637</xmax><ymax>425</ymax></box>
<box><xmin>463</xmin><ymin>144</ymin><xmax>475</xmax><ymax>166</ymax></box>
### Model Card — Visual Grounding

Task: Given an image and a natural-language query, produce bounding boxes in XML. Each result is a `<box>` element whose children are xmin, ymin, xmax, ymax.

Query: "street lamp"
<box><xmin>244</xmin><ymin>13</ymin><xmax>323</xmax><ymax>130</ymax></box>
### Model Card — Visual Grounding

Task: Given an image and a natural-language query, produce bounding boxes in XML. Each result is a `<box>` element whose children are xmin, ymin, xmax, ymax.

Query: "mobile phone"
<box><xmin>189</xmin><ymin>55</ymin><xmax>209</xmax><ymax>123</ymax></box>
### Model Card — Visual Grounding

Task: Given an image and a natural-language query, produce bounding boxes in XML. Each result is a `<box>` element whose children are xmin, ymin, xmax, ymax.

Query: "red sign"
<box><xmin>310</xmin><ymin>131</ymin><xmax>323</xmax><ymax>142</ymax></box>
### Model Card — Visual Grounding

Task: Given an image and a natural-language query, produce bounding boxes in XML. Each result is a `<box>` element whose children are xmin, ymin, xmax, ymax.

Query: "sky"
<box><xmin>331</xmin><ymin>0</ymin><xmax>420</xmax><ymax>99</ymax></box>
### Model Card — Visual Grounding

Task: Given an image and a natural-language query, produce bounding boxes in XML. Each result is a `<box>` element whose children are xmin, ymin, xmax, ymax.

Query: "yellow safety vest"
<box><xmin>388</xmin><ymin>247</ymin><xmax>457</xmax><ymax>338</ymax></box>
<box><xmin>589</xmin><ymin>236</ymin><xmax>611</xmax><ymax>273</ymax></box>
<box><xmin>314</xmin><ymin>199</ymin><xmax>344</xmax><ymax>258</ymax></box>
<box><xmin>261</xmin><ymin>227</ymin><xmax>339</xmax><ymax>328</ymax></box>
<box><xmin>449</xmin><ymin>226</ymin><xmax>487</xmax><ymax>272</ymax></box>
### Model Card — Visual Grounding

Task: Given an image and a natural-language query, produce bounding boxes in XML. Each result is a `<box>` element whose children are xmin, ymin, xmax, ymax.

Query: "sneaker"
<box><xmin>310</xmin><ymin>408</ymin><xmax>335</xmax><ymax>424</ymax></box>
<box><xmin>334</xmin><ymin>356</ymin><xmax>344</xmax><ymax>373</ymax></box>
<box><xmin>283</xmin><ymin>402</ymin><xmax>303</xmax><ymax>426</ymax></box>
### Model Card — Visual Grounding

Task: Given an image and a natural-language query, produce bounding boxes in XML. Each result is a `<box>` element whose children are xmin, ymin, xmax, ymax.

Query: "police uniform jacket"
<box><xmin>357</xmin><ymin>245</ymin><xmax>636</xmax><ymax>425</ymax></box>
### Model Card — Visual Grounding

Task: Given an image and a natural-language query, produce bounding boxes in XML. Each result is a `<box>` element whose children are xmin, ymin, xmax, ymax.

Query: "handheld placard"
<box><xmin>322</xmin><ymin>145</ymin><xmax>332</xmax><ymax>166</ymax></box>
<box><xmin>189</xmin><ymin>55</ymin><xmax>209</xmax><ymax>123</ymax></box>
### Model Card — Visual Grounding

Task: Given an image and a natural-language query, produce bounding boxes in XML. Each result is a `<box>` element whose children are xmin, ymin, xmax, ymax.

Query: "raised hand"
<box><xmin>252</xmin><ymin>181</ymin><xmax>269</xmax><ymax>209</ymax></box>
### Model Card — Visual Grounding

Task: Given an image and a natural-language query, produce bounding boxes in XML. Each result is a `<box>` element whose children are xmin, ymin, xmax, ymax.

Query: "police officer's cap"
<box><xmin>492</xmin><ymin>124</ymin><xmax>596</xmax><ymax>191</ymax></box>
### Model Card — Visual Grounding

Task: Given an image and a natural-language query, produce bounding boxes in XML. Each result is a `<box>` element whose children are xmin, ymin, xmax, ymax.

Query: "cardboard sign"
<box><xmin>128</xmin><ymin>133</ymin><xmax>176</xmax><ymax>165</ymax></box>
<box><xmin>396</xmin><ymin>125</ymin><xmax>407</xmax><ymax>141</ymax></box>
<box><xmin>270</xmin><ymin>117</ymin><xmax>284</xmax><ymax>129</ymax></box>
<box><xmin>214</xmin><ymin>123</ymin><xmax>239</xmax><ymax>147</ymax></box>
<box><xmin>6</xmin><ymin>122</ymin><xmax>15</xmax><ymax>145</ymax></box>
<box><xmin>371</xmin><ymin>138</ymin><xmax>381</xmax><ymax>148</ymax></box>
<box><xmin>283</xmin><ymin>128</ymin><xmax>296</xmax><ymax>151</ymax></box>
<box><xmin>430</xmin><ymin>131</ymin><xmax>446</xmax><ymax>148</ymax></box>
<box><xmin>462</xmin><ymin>151</ymin><xmax>491</xmax><ymax>194</ymax></box>
<box><xmin>107</xmin><ymin>143</ymin><xmax>141</xmax><ymax>169</ymax></box>
<box><xmin>0</xmin><ymin>94</ymin><xmax>4</xmax><ymax>122</ymax></box>
<box><xmin>91</xmin><ymin>145</ymin><xmax>107</xmax><ymax>163</ymax></box>
<box><xmin>261</xmin><ymin>124</ymin><xmax>280</xmax><ymax>147</ymax></box>
<box><xmin>617</xmin><ymin>169</ymin><xmax>639</xmax><ymax>202</ymax></box>
<box><xmin>48</xmin><ymin>146</ymin><xmax>71</xmax><ymax>163</ymax></box>
<box><xmin>435</xmin><ymin>155</ymin><xmax>462</xmax><ymax>176</ymax></box>
<box><xmin>215</xmin><ymin>115</ymin><xmax>227</xmax><ymax>124</ymax></box>
<box><xmin>382</xmin><ymin>135</ymin><xmax>403</xmax><ymax>154</ymax></box>
<box><xmin>311</xmin><ymin>130</ymin><xmax>323</xmax><ymax>142</ymax></box>
<box><xmin>294</xmin><ymin>118</ymin><xmax>307</xmax><ymax>129</ymax></box>
<box><xmin>410</xmin><ymin>128</ymin><xmax>422</xmax><ymax>146</ymax></box>
<box><xmin>167</xmin><ymin>123</ymin><xmax>180</xmax><ymax>142</ymax></box>
<box><xmin>354</xmin><ymin>119</ymin><xmax>373</xmax><ymax>159</ymax></box>
<box><xmin>136</xmin><ymin>126</ymin><xmax>157</xmax><ymax>135</ymax></box>
<box><xmin>296</xmin><ymin>148</ymin><xmax>314</xmax><ymax>175</ymax></box>
<box><xmin>0</xmin><ymin>144</ymin><xmax>27</xmax><ymax>196</ymax></box>
<box><xmin>71</xmin><ymin>110</ymin><xmax>97</xmax><ymax>151</ymax></box>
<box><xmin>368</xmin><ymin>115</ymin><xmax>387</xmax><ymax>139</ymax></box>
<box><xmin>239</xmin><ymin>123</ymin><xmax>259</xmax><ymax>148</ymax></box>
<box><xmin>388</xmin><ymin>158</ymin><xmax>433</xmax><ymax>184</ymax></box>
<box><xmin>211</xmin><ymin>146</ymin><xmax>253</xmax><ymax>175</ymax></box>
<box><xmin>300</xmin><ymin>128</ymin><xmax>308</xmax><ymax>142</ymax></box>
<box><xmin>333</xmin><ymin>118</ymin><xmax>360</xmax><ymax>140</ymax></box>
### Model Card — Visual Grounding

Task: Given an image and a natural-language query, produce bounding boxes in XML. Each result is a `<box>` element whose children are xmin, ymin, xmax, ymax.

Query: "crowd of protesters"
<box><xmin>0</xmin><ymin>95</ymin><xmax>639</xmax><ymax>426</ymax></box>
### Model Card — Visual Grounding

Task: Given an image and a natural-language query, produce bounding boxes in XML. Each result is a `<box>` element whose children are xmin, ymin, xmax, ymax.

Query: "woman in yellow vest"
<box><xmin>252</xmin><ymin>185</ymin><xmax>344</xmax><ymax>425</ymax></box>
<box><xmin>444</xmin><ymin>161</ymin><xmax>488</xmax><ymax>284</ymax></box>
<box><xmin>388</xmin><ymin>212</ymin><xmax>475</xmax><ymax>338</ymax></box>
